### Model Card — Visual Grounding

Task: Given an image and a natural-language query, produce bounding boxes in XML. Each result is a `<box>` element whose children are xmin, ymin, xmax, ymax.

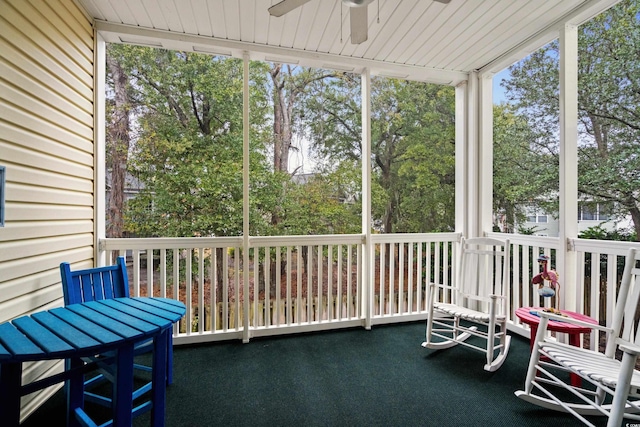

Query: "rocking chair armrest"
<box><xmin>465</xmin><ymin>293</ymin><xmax>503</xmax><ymax>304</ymax></box>
<box><xmin>618</xmin><ymin>341</ymin><xmax>640</xmax><ymax>356</ymax></box>
<box><xmin>428</xmin><ymin>283</ymin><xmax>455</xmax><ymax>291</ymax></box>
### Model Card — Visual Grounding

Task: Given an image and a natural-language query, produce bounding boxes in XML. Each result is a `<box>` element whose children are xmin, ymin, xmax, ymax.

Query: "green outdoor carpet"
<box><xmin>22</xmin><ymin>321</ymin><xmax>601</xmax><ymax>426</ymax></box>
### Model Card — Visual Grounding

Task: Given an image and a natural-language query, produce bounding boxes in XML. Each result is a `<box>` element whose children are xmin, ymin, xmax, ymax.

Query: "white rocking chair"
<box><xmin>515</xmin><ymin>247</ymin><xmax>640</xmax><ymax>427</ymax></box>
<box><xmin>422</xmin><ymin>236</ymin><xmax>511</xmax><ymax>372</ymax></box>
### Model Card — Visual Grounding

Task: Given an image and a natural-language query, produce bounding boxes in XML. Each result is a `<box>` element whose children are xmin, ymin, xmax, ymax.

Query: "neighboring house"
<box><xmin>105</xmin><ymin>170</ymin><xmax>146</xmax><ymax>237</ymax></box>
<box><xmin>518</xmin><ymin>201</ymin><xmax>633</xmax><ymax>237</ymax></box>
<box><xmin>105</xmin><ymin>169</ymin><xmax>145</xmax><ymax>205</ymax></box>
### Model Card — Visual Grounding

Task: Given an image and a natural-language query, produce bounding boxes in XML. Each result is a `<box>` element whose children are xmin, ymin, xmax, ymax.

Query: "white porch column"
<box><xmin>242</xmin><ymin>52</ymin><xmax>251</xmax><ymax>342</ymax></box>
<box><xmin>478</xmin><ymin>74</ymin><xmax>494</xmax><ymax>235</ymax></box>
<box><xmin>455</xmin><ymin>81</ymin><xmax>468</xmax><ymax>237</ymax></box>
<box><xmin>457</xmin><ymin>71</ymin><xmax>493</xmax><ymax>240</ymax></box>
<box><xmin>361</xmin><ymin>69</ymin><xmax>372</xmax><ymax>330</ymax></box>
<box><xmin>95</xmin><ymin>31</ymin><xmax>106</xmax><ymax>266</ymax></box>
<box><xmin>465</xmin><ymin>71</ymin><xmax>480</xmax><ymax>238</ymax></box>
<box><xmin>558</xmin><ymin>24</ymin><xmax>579</xmax><ymax>311</ymax></box>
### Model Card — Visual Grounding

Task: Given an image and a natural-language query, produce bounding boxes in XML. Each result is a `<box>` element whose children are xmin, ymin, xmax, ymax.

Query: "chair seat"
<box><xmin>433</xmin><ymin>302</ymin><xmax>505</xmax><ymax>323</ymax></box>
<box><xmin>541</xmin><ymin>341</ymin><xmax>640</xmax><ymax>392</ymax></box>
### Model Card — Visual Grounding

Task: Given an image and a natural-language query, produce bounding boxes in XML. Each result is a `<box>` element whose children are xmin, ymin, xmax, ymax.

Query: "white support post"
<box><xmin>94</xmin><ymin>31</ymin><xmax>106</xmax><ymax>267</ymax></box>
<box><xmin>361</xmin><ymin>69</ymin><xmax>372</xmax><ymax>330</ymax></box>
<box><xmin>466</xmin><ymin>72</ymin><xmax>480</xmax><ymax>238</ymax></box>
<box><xmin>455</xmin><ymin>82</ymin><xmax>467</xmax><ymax>238</ymax></box>
<box><xmin>242</xmin><ymin>52</ymin><xmax>251</xmax><ymax>342</ymax></box>
<box><xmin>558</xmin><ymin>24</ymin><xmax>579</xmax><ymax>311</ymax></box>
<box><xmin>479</xmin><ymin>74</ymin><xmax>494</xmax><ymax>236</ymax></box>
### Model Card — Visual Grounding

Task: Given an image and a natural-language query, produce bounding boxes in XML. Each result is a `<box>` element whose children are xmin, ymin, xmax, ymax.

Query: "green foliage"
<box><xmin>516</xmin><ymin>225</ymin><xmax>542</xmax><ymax>236</ymax></box>
<box><xmin>493</xmin><ymin>105</ymin><xmax>557</xmax><ymax>231</ymax></box>
<box><xmin>118</xmin><ymin>47</ymin><xmax>274</xmax><ymax>237</ymax></box>
<box><xmin>578</xmin><ymin>225</ymin><xmax>637</xmax><ymax>241</ymax></box>
<box><xmin>499</xmin><ymin>0</ymin><xmax>640</xmax><ymax>239</ymax></box>
<box><xmin>283</xmin><ymin>162</ymin><xmax>362</xmax><ymax>235</ymax></box>
<box><xmin>111</xmin><ymin>49</ymin><xmax>452</xmax><ymax>237</ymax></box>
<box><xmin>302</xmin><ymin>75</ymin><xmax>456</xmax><ymax>233</ymax></box>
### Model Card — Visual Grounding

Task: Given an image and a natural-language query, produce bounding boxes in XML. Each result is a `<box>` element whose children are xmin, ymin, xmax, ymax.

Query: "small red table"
<box><xmin>515</xmin><ymin>306</ymin><xmax>598</xmax><ymax>386</ymax></box>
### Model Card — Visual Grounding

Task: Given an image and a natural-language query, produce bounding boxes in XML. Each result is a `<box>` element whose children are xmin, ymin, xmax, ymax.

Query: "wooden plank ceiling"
<box><xmin>79</xmin><ymin>0</ymin><xmax>619</xmax><ymax>85</ymax></box>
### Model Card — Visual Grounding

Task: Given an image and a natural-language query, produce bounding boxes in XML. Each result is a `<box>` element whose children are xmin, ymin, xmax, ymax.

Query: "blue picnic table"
<box><xmin>0</xmin><ymin>297</ymin><xmax>185</xmax><ymax>427</ymax></box>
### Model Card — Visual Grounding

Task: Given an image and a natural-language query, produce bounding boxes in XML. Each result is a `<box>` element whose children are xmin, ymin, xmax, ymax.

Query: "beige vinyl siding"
<box><xmin>0</xmin><ymin>0</ymin><xmax>95</xmax><ymax>421</ymax></box>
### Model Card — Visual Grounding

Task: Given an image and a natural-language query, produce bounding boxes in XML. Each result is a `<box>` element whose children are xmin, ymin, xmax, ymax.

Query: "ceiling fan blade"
<box><xmin>433</xmin><ymin>0</ymin><xmax>451</xmax><ymax>3</ymax></box>
<box><xmin>268</xmin><ymin>0</ymin><xmax>312</xmax><ymax>17</ymax></box>
<box><xmin>350</xmin><ymin>5</ymin><xmax>368</xmax><ymax>44</ymax></box>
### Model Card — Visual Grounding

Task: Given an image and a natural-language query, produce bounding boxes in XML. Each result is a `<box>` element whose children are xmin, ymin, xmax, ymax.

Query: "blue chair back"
<box><xmin>60</xmin><ymin>257</ymin><xmax>130</xmax><ymax>305</ymax></box>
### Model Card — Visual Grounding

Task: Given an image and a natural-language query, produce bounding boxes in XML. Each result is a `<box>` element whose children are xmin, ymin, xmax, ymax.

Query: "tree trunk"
<box><xmin>106</xmin><ymin>54</ymin><xmax>131</xmax><ymax>238</ymax></box>
<box><xmin>270</xmin><ymin>64</ymin><xmax>293</xmax><ymax>176</ymax></box>
<box><xmin>629</xmin><ymin>205</ymin><xmax>640</xmax><ymax>242</ymax></box>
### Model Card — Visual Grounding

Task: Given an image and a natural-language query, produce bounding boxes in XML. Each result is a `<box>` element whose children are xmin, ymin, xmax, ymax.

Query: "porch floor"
<box><xmin>23</xmin><ymin>322</ymin><xmax>598</xmax><ymax>426</ymax></box>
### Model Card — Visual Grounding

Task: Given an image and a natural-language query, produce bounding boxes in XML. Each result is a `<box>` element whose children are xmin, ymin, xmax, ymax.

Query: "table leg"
<box><xmin>166</xmin><ymin>334</ymin><xmax>173</xmax><ymax>385</ymax></box>
<box><xmin>151</xmin><ymin>329</ymin><xmax>169</xmax><ymax>427</ymax></box>
<box><xmin>528</xmin><ymin>324</ymin><xmax>538</xmax><ymax>352</ymax></box>
<box><xmin>113</xmin><ymin>343</ymin><xmax>135</xmax><ymax>426</ymax></box>
<box><xmin>568</xmin><ymin>333</ymin><xmax>582</xmax><ymax>387</ymax></box>
<box><xmin>0</xmin><ymin>362</ymin><xmax>22</xmax><ymax>427</ymax></box>
<box><xmin>66</xmin><ymin>357</ymin><xmax>85</xmax><ymax>427</ymax></box>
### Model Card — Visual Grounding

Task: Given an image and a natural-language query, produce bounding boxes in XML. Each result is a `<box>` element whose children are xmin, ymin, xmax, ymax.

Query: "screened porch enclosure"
<box><xmin>5</xmin><ymin>0</ymin><xmax>637</xmax><ymax>424</ymax></box>
<box><xmin>85</xmin><ymin>0</ymin><xmax>628</xmax><ymax>349</ymax></box>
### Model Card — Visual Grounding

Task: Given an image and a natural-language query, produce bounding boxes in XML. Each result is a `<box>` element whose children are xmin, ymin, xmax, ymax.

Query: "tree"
<box><xmin>302</xmin><ymin>76</ymin><xmax>456</xmax><ymax>233</ymax></box>
<box><xmin>267</xmin><ymin>64</ymin><xmax>340</xmax><ymax>232</ymax></box>
<box><xmin>116</xmin><ymin>47</ymin><xmax>273</xmax><ymax>238</ymax></box>
<box><xmin>502</xmin><ymin>0</ymin><xmax>640</xmax><ymax>239</ymax></box>
<box><xmin>493</xmin><ymin>104</ymin><xmax>555</xmax><ymax>232</ymax></box>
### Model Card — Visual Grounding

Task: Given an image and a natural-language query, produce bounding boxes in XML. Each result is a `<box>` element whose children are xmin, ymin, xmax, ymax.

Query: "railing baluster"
<box><xmin>307</xmin><ymin>245</ymin><xmax>312</xmax><ymax>323</ymax></box>
<box><xmin>296</xmin><ymin>245</ymin><xmax>302</xmax><ymax>324</ymax></box>
<box><xmin>511</xmin><ymin>242</ymin><xmax>520</xmax><ymax>319</ymax></box>
<box><xmin>160</xmin><ymin>249</ymin><xmax>167</xmax><ymax>299</ymax></box>
<box><xmin>407</xmin><ymin>243</ymin><xmax>413</xmax><ymax>314</ymax></box>
<box><xmin>198</xmin><ymin>248</ymin><xmax>205</xmax><ymax>333</ymax></box>
<box><xmin>265</xmin><ymin>246</ymin><xmax>270</xmax><ymax>327</ymax></box>
<box><xmin>347</xmin><ymin>245</ymin><xmax>352</xmax><ymax>319</ymax></box>
<box><xmin>286</xmin><ymin>246</ymin><xmax>292</xmax><ymax>326</ymax></box>
<box><xmin>186</xmin><ymin>249</ymin><xmax>193</xmax><ymax>334</ymax></box>
<box><xmin>416</xmin><ymin>242</ymin><xmax>423</xmax><ymax>312</ymax></box>
<box><xmin>317</xmin><ymin>245</ymin><xmax>322</xmax><ymax>321</ymax></box>
<box><xmin>222</xmin><ymin>249</ymin><xmax>229</xmax><ymax>332</ymax></box>
<box><xmin>329</xmin><ymin>244</ymin><xmax>333</xmax><ymax>320</ymax></box>
<box><xmin>522</xmin><ymin>244</ymin><xmax>531</xmax><ymax>308</ymax></box>
<box><xmin>234</xmin><ymin>247</ymin><xmax>240</xmax><ymax>329</ymax></box>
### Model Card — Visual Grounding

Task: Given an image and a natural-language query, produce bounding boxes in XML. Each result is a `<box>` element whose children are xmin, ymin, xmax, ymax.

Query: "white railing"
<box><xmin>100</xmin><ymin>233</ymin><xmax>460</xmax><ymax>344</ymax></box>
<box><xmin>489</xmin><ymin>232</ymin><xmax>639</xmax><ymax>350</ymax></box>
<box><xmin>101</xmin><ymin>233</ymin><xmax>638</xmax><ymax>347</ymax></box>
<box><xmin>571</xmin><ymin>238</ymin><xmax>637</xmax><ymax>351</ymax></box>
<box><xmin>488</xmin><ymin>232</ymin><xmax>561</xmax><ymax>337</ymax></box>
<box><xmin>369</xmin><ymin>233</ymin><xmax>459</xmax><ymax>324</ymax></box>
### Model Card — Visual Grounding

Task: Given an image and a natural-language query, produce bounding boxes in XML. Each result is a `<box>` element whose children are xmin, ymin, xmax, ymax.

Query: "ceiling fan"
<box><xmin>268</xmin><ymin>0</ymin><xmax>452</xmax><ymax>45</ymax></box>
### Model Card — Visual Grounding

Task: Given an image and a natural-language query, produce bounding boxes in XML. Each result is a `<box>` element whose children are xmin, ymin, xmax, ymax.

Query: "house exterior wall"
<box><xmin>0</xmin><ymin>0</ymin><xmax>95</xmax><ymax>420</ymax></box>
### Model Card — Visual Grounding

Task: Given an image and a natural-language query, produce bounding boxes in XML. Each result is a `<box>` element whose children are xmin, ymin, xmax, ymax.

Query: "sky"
<box><xmin>492</xmin><ymin>68</ymin><xmax>511</xmax><ymax>105</ymax></box>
